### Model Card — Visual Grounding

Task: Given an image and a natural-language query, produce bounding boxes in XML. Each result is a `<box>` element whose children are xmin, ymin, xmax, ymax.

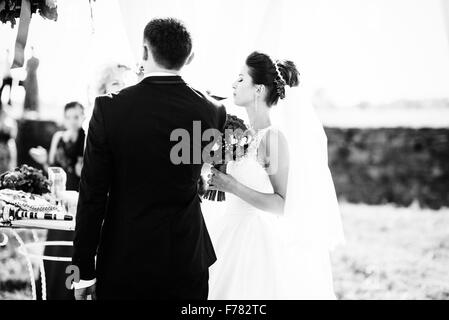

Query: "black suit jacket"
<box><xmin>72</xmin><ymin>76</ymin><xmax>227</xmax><ymax>295</ymax></box>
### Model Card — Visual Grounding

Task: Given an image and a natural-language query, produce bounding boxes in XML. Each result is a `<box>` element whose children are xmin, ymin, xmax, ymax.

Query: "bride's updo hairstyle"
<box><xmin>245</xmin><ymin>51</ymin><xmax>300</xmax><ymax>106</ymax></box>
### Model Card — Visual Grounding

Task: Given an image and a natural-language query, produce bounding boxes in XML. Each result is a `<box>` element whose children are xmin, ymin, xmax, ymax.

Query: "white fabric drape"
<box><xmin>3</xmin><ymin>0</ymin><xmax>449</xmax><ymax>112</ymax></box>
<box><xmin>442</xmin><ymin>0</ymin><xmax>449</xmax><ymax>48</ymax></box>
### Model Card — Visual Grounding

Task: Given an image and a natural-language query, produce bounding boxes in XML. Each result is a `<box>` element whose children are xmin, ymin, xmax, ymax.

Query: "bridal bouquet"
<box><xmin>203</xmin><ymin>114</ymin><xmax>253</xmax><ymax>201</ymax></box>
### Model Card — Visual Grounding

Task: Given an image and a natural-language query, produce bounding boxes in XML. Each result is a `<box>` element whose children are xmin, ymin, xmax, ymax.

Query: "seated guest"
<box><xmin>30</xmin><ymin>101</ymin><xmax>86</xmax><ymax>300</ymax></box>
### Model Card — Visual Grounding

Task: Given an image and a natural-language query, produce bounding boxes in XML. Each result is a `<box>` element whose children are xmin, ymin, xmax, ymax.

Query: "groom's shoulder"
<box><xmin>187</xmin><ymin>86</ymin><xmax>227</xmax><ymax>130</ymax></box>
<box><xmin>94</xmin><ymin>84</ymin><xmax>140</xmax><ymax>106</ymax></box>
<box><xmin>188</xmin><ymin>86</ymin><xmax>226</xmax><ymax>113</ymax></box>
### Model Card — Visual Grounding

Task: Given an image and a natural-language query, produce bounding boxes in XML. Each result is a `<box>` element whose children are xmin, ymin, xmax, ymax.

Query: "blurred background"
<box><xmin>1</xmin><ymin>0</ymin><xmax>448</xmax><ymax>299</ymax></box>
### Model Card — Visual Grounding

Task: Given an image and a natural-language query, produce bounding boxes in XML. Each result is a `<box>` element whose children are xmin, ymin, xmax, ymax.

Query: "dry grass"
<box><xmin>1</xmin><ymin>203</ymin><xmax>448</xmax><ymax>300</ymax></box>
<box><xmin>331</xmin><ymin>203</ymin><xmax>449</xmax><ymax>300</ymax></box>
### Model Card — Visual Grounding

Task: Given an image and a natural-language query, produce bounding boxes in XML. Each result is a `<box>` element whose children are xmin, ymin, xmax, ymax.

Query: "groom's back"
<box><xmin>100</xmin><ymin>76</ymin><xmax>223</xmax><ymax>205</ymax></box>
<box><xmin>73</xmin><ymin>18</ymin><xmax>226</xmax><ymax>299</ymax></box>
<box><xmin>94</xmin><ymin>76</ymin><xmax>226</xmax><ymax>289</ymax></box>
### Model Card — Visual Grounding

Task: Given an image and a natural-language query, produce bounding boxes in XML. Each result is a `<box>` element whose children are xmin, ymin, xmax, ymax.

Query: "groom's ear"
<box><xmin>185</xmin><ymin>52</ymin><xmax>195</xmax><ymax>66</ymax></box>
<box><xmin>142</xmin><ymin>45</ymin><xmax>149</xmax><ymax>61</ymax></box>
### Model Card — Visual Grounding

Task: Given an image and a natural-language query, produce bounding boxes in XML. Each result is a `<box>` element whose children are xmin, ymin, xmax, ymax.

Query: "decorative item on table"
<box><xmin>0</xmin><ymin>0</ymin><xmax>58</xmax><ymax>28</ymax></box>
<box><xmin>0</xmin><ymin>164</ymin><xmax>50</xmax><ymax>195</ymax></box>
<box><xmin>0</xmin><ymin>165</ymin><xmax>73</xmax><ymax>226</ymax></box>
<box><xmin>203</xmin><ymin>114</ymin><xmax>253</xmax><ymax>201</ymax></box>
<box><xmin>48</xmin><ymin>166</ymin><xmax>66</xmax><ymax>202</ymax></box>
<box><xmin>61</xmin><ymin>190</ymin><xmax>78</xmax><ymax>216</ymax></box>
<box><xmin>0</xmin><ymin>189</ymin><xmax>73</xmax><ymax>226</ymax></box>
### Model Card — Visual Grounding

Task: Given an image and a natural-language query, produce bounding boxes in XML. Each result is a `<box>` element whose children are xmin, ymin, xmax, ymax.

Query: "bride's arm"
<box><xmin>208</xmin><ymin>129</ymin><xmax>289</xmax><ymax>215</ymax></box>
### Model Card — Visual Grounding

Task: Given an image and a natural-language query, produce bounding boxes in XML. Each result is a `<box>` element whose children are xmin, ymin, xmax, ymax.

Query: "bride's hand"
<box><xmin>207</xmin><ymin>167</ymin><xmax>239</xmax><ymax>194</ymax></box>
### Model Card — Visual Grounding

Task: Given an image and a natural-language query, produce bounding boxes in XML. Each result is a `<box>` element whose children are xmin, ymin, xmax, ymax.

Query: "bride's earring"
<box><xmin>254</xmin><ymin>85</ymin><xmax>263</xmax><ymax>112</ymax></box>
<box><xmin>254</xmin><ymin>91</ymin><xmax>259</xmax><ymax>112</ymax></box>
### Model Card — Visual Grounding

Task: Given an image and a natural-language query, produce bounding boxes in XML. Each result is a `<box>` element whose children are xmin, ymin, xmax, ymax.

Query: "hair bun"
<box><xmin>278</xmin><ymin>60</ymin><xmax>300</xmax><ymax>88</ymax></box>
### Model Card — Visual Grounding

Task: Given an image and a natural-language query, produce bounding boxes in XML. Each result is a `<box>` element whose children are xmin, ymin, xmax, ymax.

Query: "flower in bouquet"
<box><xmin>204</xmin><ymin>114</ymin><xmax>253</xmax><ymax>201</ymax></box>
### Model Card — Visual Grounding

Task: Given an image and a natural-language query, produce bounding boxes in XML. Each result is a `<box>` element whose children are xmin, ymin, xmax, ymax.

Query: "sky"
<box><xmin>1</xmin><ymin>0</ymin><xmax>449</xmax><ymax>114</ymax></box>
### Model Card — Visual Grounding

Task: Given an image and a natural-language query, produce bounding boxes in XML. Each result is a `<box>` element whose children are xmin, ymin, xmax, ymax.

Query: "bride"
<box><xmin>204</xmin><ymin>51</ymin><xmax>345</xmax><ymax>299</ymax></box>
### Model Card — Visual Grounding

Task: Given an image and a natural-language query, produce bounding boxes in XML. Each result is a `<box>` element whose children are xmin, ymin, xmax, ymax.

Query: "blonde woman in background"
<box><xmin>95</xmin><ymin>63</ymin><xmax>135</xmax><ymax>95</ymax></box>
<box><xmin>83</xmin><ymin>62</ymin><xmax>137</xmax><ymax>132</ymax></box>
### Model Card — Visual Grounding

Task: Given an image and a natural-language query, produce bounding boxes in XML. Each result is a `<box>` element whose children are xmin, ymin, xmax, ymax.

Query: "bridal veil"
<box><xmin>271</xmin><ymin>84</ymin><xmax>345</xmax><ymax>299</ymax></box>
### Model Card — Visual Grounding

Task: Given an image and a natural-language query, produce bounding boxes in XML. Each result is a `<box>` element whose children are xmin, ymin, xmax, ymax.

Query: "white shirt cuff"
<box><xmin>72</xmin><ymin>278</ymin><xmax>96</xmax><ymax>290</ymax></box>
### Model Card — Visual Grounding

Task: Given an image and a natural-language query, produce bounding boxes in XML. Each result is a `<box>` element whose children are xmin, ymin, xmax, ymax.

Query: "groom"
<box><xmin>72</xmin><ymin>18</ymin><xmax>227</xmax><ymax>300</ymax></box>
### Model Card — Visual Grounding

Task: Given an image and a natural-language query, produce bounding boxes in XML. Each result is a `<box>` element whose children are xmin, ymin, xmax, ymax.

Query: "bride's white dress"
<box><xmin>205</xmin><ymin>127</ymin><xmax>337</xmax><ymax>300</ymax></box>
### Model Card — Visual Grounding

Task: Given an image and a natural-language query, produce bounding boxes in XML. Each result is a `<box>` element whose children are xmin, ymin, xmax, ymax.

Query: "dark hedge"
<box><xmin>325</xmin><ymin>127</ymin><xmax>449</xmax><ymax>209</ymax></box>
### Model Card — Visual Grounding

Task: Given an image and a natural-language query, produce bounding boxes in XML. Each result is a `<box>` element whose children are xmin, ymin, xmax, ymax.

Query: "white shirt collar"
<box><xmin>143</xmin><ymin>71</ymin><xmax>179</xmax><ymax>78</ymax></box>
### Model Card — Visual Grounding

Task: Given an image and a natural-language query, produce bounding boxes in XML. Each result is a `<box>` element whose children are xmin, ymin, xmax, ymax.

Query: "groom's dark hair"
<box><xmin>144</xmin><ymin>18</ymin><xmax>192</xmax><ymax>70</ymax></box>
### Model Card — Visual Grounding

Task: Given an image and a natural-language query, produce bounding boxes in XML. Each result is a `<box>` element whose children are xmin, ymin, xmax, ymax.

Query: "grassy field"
<box><xmin>331</xmin><ymin>203</ymin><xmax>449</xmax><ymax>300</ymax></box>
<box><xmin>1</xmin><ymin>203</ymin><xmax>448</xmax><ymax>300</ymax></box>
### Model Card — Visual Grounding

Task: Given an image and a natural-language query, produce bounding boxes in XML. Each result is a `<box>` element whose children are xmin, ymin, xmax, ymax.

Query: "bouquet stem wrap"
<box><xmin>205</xmin><ymin>163</ymin><xmax>227</xmax><ymax>202</ymax></box>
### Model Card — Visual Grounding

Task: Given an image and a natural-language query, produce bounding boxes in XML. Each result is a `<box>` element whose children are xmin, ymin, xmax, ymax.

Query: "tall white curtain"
<box><xmin>0</xmin><ymin>0</ymin><xmax>135</xmax><ymax>120</ymax></box>
<box><xmin>442</xmin><ymin>0</ymin><xmax>449</xmax><ymax>48</ymax></box>
<box><xmin>2</xmin><ymin>0</ymin><xmax>449</xmax><ymax>119</ymax></box>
